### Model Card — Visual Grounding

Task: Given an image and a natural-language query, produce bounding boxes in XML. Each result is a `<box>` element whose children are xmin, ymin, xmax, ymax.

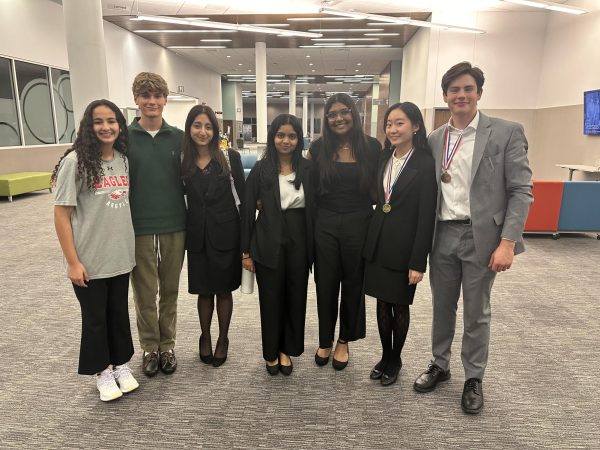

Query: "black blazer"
<box><xmin>363</xmin><ymin>147</ymin><xmax>437</xmax><ymax>273</ymax></box>
<box><xmin>185</xmin><ymin>149</ymin><xmax>245</xmax><ymax>253</ymax></box>
<box><xmin>241</xmin><ymin>158</ymin><xmax>316</xmax><ymax>270</ymax></box>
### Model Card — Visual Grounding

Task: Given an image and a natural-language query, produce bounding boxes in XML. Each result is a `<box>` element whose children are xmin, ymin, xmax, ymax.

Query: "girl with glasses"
<box><xmin>307</xmin><ymin>93</ymin><xmax>382</xmax><ymax>370</ymax></box>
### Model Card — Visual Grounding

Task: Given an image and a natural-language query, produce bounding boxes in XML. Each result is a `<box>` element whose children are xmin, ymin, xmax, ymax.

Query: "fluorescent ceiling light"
<box><xmin>252</xmin><ymin>24</ymin><xmax>290</xmax><ymax>27</ymax></box>
<box><xmin>287</xmin><ymin>17</ymin><xmax>360</xmax><ymax>21</ymax></box>
<box><xmin>135</xmin><ymin>15</ymin><xmax>322</xmax><ymax>38</ymax></box>
<box><xmin>308</xmin><ymin>28</ymin><xmax>384</xmax><ymax>32</ymax></box>
<box><xmin>200</xmin><ymin>39</ymin><xmax>232</xmax><ymax>42</ymax></box>
<box><xmin>364</xmin><ymin>33</ymin><xmax>400</xmax><ymax>36</ymax></box>
<box><xmin>320</xmin><ymin>7</ymin><xmax>485</xmax><ymax>34</ymax></box>
<box><xmin>502</xmin><ymin>0</ymin><xmax>587</xmax><ymax>14</ymax></box>
<box><xmin>168</xmin><ymin>45</ymin><xmax>227</xmax><ymax>49</ymax></box>
<box><xmin>311</xmin><ymin>38</ymin><xmax>379</xmax><ymax>41</ymax></box>
<box><xmin>134</xmin><ymin>30</ymin><xmax>237</xmax><ymax>33</ymax></box>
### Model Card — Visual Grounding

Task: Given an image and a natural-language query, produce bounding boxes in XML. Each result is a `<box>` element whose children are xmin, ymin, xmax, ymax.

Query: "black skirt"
<box><xmin>364</xmin><ymin>260</ymin><xmax>417</xmax><ymax>305</ymax></box>
<box><xmin>187</xmin><ymin>237</ymin><xmax>241</xmax><ymax>295</ymax></box>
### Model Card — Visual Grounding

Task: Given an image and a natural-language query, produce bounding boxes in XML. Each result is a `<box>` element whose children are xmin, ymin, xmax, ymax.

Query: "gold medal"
<box><xmin>441</xmin><ymin>172</ymin><xmax>451</xmax><ymax>183</ymax></box>
<box><xmin>382</xmin><ymin>203</ymin><xmax>391</xmax><ymax>213</ymax></box>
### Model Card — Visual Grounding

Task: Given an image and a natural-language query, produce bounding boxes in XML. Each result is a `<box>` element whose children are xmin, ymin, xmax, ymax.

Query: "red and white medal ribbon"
<box><xmin>385</xmin><ymin>147</ymin><xmax>414</xmax><ymax>205</ymax></box>
<box><xmin>442</xmin><ymin>127</ymin><xmax>463</xmax><ymax>175</ymax></box>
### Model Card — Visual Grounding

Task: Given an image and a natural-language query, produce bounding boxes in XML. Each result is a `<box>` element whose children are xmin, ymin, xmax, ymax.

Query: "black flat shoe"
<box><xmin>332</xmin><ymin>340</ymin><xmax>349</xmax><ymax>371</ymax></box>
<box><xmin>314</xmin><ymin>347</ymin><xmax>332</xmax><ymax>366</ymax></box>
<box><xmin>279</xmin><ymin>358</ymin><xmax>293</xmax><ymax>376</ymax></box>
<box><xmin>212</xmin><ymin>337</ymin><xmax>229</xmax><ymax>368</ymax></box>
<box><xmin>266</xmin><ymin>362</ymin><xmax>279</xmax><ymax>376</ymax></box>
<box><xmin>370</xmin><ymin>360</ymin><xmax>386</xmax><ymax>380</ymax></box>
<box><xmin>199</xmin><ymin>335</ymin><xmax>213</xmax><ymax>365</ymax></box>
<box><xmin>380</xmin><ymin>360</ymin><xmax>402</xmax><ymax>387</ymax></box>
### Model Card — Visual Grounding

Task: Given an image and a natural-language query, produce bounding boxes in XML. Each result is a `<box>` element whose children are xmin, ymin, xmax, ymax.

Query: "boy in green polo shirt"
<box><xmin>128</xmin><ymin>72</ymin><xmax>186</xmax><ymax>377</ymax></box>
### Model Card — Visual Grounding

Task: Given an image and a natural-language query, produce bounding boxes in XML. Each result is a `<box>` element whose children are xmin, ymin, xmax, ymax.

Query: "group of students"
<box><xmin>54</xmin><ymin>61</ymin><xmax>532</xmax><ymax>415</ymax></box>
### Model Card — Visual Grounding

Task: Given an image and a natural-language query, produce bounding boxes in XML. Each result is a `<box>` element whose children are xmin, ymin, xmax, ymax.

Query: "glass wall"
<box><xmin>0</xmin><ymin>57</ymin><xmax>74</xmax><ymax>148</ymax></box>
<box><xmin>0</xmin><ymin>57</ymin><xmax>21</xmax><ymax>147</ymax></box>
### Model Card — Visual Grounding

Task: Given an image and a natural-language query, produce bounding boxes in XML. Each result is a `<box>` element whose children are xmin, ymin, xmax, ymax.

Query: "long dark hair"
<box><xmin>260</xmin><ymin>114</ymin><xmax>304</xmax><ymax>189</ymax></box>
<box><xmin>315</xmin><ymin>93</ymin><xmax>373</xmax><ymax>194</ymax></box>
<box><xmin>181</xmin><ymin>104</ymin><xmax>229</xmax><ymax>180</ymax></box>
<box><xmin>382</xmin><ymin>102</ymin><xmax>429</xmax><ymax>154</ymax></box>
<box><xmin>51</xmin><ymin>99</ymin><xmax>128</xmax><ymax>189</ymax></box>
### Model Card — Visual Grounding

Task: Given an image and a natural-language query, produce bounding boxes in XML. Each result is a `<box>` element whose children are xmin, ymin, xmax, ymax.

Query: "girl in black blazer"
<box><xmin>241</xmin><ymin>114</ymin><xmax>315</xmax><ymax>376</ymax></box>
<box><xmin>181</xmin><ymin>105</ymin><xmax>245</xmax><ymax>368</ymax></box>
<box><xmin>309</xmin><ymin>93</ymin><xmax>381</xmax><ymax>370</ymax></box>
<box><xmin>363</xmin><ymin>102</ymin><xmax>437</xmax><ymax>386</ymax></box>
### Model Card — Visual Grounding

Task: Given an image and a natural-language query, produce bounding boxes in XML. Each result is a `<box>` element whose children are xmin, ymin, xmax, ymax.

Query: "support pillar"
<box><xmin>62</xmin><ymin>0</ymin><xmax>110</xmax><ymax>123</ymax></box>
<box><xmin>255</xmin><ymin>42</ymin><xmax>267</xmax><ymax>144</ymax></box>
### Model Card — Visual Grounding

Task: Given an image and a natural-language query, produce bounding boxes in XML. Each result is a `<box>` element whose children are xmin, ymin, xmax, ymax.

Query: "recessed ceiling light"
<box><xmin>309</xmin><ymin>63</ymin><xmax>314</xmax><ymax>66</ymax></box>
<box><xmin>306</xmin><ymin>55</ymin><xmax>311</xmax><ymax>58</ymax></box>
<box><xmin>312</xmin><ymin>69</ymin><xmax>316</xmax><ymax>72</ymax></box>
<box><xmin>355</xmin><ymin>69</ymin><xmax>359</xmax><ymax>72</ymax></box>
<box><xmin>248</xmin><ymin>69</ymin><xmax>252</xmax><ymax>72</ymax></box>
<box><xmin>357</xmin><ymin>63</ymin><xmax>362</xmax><ymax>66</ymax></box>
<box><xmin>238</xmin><ymin>63</ymin><xmax>243</xmax><ymax>66</ymax></box>
<box><xmin>227</xmin><ymin>55</ymin><xmax>231</xmax><ymax>58</ymax></box>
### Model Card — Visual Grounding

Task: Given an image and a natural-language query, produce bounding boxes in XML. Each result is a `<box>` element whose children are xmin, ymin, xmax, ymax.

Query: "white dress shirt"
<box><xmin>439</xmin><ymin>111</ymin><xmax>480</xmax><ymax>221</ymax></box>
<box><xmin>279</xmin><ymin>172</ymin><xmax>305</xmax><ymax>210</ymax></box>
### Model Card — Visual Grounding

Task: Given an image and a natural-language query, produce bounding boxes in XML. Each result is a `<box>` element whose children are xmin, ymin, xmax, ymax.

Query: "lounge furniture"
<box><xmin>240</xmin><ymin>153</ymin><xmax>258</xmax><ymax>179</ymax></box>
<box><xmin>523</xmin><ymin>180</ymin><xmax>600</xmax><ymax>239</ymax></box>
<box><xmin>0</xmin><ymin>172</ymin><xmax>52</xmax><ymax>202</ymax></box>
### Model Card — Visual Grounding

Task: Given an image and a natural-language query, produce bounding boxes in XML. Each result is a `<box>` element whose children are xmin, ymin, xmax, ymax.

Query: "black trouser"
<box><xmin>73</xmin><ymin>273</ymin><xmax>134</xmax><ymax>375</ymax></box>
<box><xmin>314</xmin><ymin>207</ymin><xmax>371</xmax><ymax>348</ymax></box>
<box><xmin>255</xmin><ymin>209</ymin><xmax>309</xmax><ymax>361</ymax></box>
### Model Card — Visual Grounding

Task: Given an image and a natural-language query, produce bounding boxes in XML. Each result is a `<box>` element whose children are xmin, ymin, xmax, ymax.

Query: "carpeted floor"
<box><xmin>1</xmin><ymin>191</ymin><xmax>598</xmax><ymax>449</ymax></box>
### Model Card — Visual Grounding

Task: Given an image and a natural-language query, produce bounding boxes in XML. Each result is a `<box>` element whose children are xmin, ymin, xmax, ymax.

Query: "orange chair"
<box><xmin>524</xmin><ymin>181</ymin><xmax>564</xmax><ymax>238</ymax></box>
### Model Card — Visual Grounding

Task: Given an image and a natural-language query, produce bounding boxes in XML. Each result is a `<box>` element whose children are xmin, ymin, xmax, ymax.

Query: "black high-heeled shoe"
<box><xmin>279</xmin><ymin>356</ymin><xmax>293</xmax><ymax>376</ymax></box>
<box><xmin>212</xmin><ymin>337</ymin><xmax>229</xmax><ymax>367</ymax></box>
<box><xmin>199</xmin><ymin>334</ymin><xmax>213</xmax><ymax>365</ymax></box>
<box><xmin>314</xmin><ymin>346</ymin><xmax>332</xmax><ymax>366</ymax></box>
<box><xmin>332</xmin><ymin>339</ymin><xmax>349</xmax><ymax>371</ymax></box>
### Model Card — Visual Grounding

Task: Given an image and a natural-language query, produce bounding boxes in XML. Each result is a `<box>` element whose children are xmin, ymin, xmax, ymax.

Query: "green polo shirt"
<box><xmin>127</xmin><ymin>118</ymin><xmax>186</xmax><ymax>236</ymax></box>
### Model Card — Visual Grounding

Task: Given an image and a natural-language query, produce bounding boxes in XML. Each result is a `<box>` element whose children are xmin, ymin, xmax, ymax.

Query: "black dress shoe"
<box><xmin>370</xmin><ymin>360</ymin><xmax>386</xmax><ymax>380</ymax></box>
<box><xmin>159</xmin><ymin>350</ymin><xmax>177</xmax><ymax>374</ymax></box>
<box><xmin>414</xmin><ymin>364</ymin><xmax>451</xmax><ymax>392</ymax></box>
<box><xmin>199</xmin><ymin>334</ymin><xmax>213</xmax><ymax>364</ymax></box>
<box><xmin>279</xmin><ymin>359</ymin><xmax>293</xmax><ymax>376</ymax></box>
<box><xmin>212</xmin><ymin>337</ymin><xmax>229</xmax><ymax>367</ymax></box>
<box><xmin>314</xmin><ymin>347</ymin><xmax>332</xmax><ymax>366</ymax></box>
<box><xmin>142</xmin><ymin>351</ymin><xmax>159</xmax><ymax>377</ymax></box>
<box><xmin>380</xmin><ymin>359</ymin><xmax>402</xmax><ymax>386</ymax></box>
<box><xmin>332</xmin><ymin>340</ymin><xmax>349</xmax><ymax>371</ymax></box>
<box><xmin>266</xmin><ymin>362</ymin><xmax>279</xmax><ymax>376</ymax></box>
<box><xmin>462</xmin><ymin>378</ymin><xmax>484</xmax><ymax>414</ymax></box>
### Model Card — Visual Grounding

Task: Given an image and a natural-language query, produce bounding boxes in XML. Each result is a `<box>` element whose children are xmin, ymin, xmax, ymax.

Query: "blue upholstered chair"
<box><xmin>240</xmin><ymin>153</ymin><xmax>258</xmax><ymax>179</ymax></box>
<box><xmin>557</xmin><ymin>181</ymin><xmax>600</xmax><ymax>239</ymax></box>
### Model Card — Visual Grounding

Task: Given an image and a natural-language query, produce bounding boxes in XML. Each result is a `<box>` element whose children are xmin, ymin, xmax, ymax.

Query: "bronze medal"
<box><xmin>382</xmin><ymin>203</ymin><xmax>391</xmax><ymax>213</ymax></box>
<box><xmin>441</xmin><ymin>172</ymin><xmax>451</xmax><ymax>183</ymax></box>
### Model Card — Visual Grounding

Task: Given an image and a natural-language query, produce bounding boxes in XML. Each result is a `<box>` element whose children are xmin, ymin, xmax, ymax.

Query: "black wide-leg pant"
<box><xmin>255</xmin><ymin>209</ymin><xmax>309</xmax><ymax>362</ymax></box>
<box><xmin>73</xmin><ymin>273</ymin><xmax>135</xmax><ymax>375</ymax></box>
<box><xmin>314</xmin><ymin>207</ymin><xmax>371</xmax><ymax>348</ymax></box>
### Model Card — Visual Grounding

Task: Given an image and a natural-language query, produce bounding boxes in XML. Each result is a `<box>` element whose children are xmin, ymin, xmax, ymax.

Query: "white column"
<box><xmin>255</xmin><ymin>42</ymin><xmax>268</xmax><ymax>144</ymax></box>
<box><xmin>310</xmin><ymin>101</ymin><xmax>315</xmax><ymax>138</ymax></box>
<box><xmin>302</xmin><ymin>95</ymin><xmax>308</xmax><ymax>137</ymax></box>
<box><xmin>370</xmin><ymin>77</ymin><xmax>380</xmax><ymax>138</ymax></box>
<box><xmin>288</xmin><ymin>76</ymin><xmax>296</xmax><ymax>115</ymax></box>
<box><xmin>62</xmin><ymin>0</ymin><xmax>109</xmax><ymax>123</ymax></box>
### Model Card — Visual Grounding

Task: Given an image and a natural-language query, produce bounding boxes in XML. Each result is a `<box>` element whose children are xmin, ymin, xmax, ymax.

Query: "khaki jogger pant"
<box><xmin>131</xmin><ymin>231</ymin><xmax>185</xmax><ymax>352</ymax></box>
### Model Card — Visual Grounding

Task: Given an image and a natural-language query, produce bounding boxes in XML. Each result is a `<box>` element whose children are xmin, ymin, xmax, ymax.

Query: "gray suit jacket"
<box><xmin>428</xmin><ymin>112</ymin><xmax>533</xmax><ymax>266</ymax></box>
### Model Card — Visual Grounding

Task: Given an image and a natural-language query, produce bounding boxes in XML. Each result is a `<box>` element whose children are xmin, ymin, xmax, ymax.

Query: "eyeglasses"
<box><xmin>326</xmin><ymin>108</ymin><xmax>352</xmax><ymax>120</ymax></box>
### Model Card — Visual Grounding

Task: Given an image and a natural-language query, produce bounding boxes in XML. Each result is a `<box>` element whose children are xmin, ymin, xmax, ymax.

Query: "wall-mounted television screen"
<box><xmin>584</xmin><ymin>90</ymin><xmax>600</xmax><ymax>135</ymax></box>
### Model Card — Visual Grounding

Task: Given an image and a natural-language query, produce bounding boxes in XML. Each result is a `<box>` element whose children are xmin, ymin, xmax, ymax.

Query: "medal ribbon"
<box><xmin>385</xmin><ymin>147</ymin><xmax>414</xmax><ymax>204</ymax></box>
<box><xmin>442</xmin><ymin>127</ymin><xmax>463</xmax><ymax>173</ymax></box>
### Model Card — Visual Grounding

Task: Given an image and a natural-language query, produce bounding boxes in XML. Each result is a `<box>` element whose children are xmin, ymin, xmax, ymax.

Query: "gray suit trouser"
<box><xmin>429</xmin><ymin>222</ymin><xmax>496</xmax><ymax>380</ymax></box>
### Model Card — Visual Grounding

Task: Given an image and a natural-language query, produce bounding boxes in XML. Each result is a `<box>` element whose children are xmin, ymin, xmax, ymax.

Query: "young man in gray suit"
<box><xmin>414</xmin><ymin>62</ymin><xmax>533</xmax><ymax>414</ymax></box>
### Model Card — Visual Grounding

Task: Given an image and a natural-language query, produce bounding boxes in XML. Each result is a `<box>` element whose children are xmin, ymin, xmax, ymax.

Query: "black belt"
<box><xmin>442</xmin><ymin>218</ymin><xmax>471</xmax><ymax>225</ymax></box>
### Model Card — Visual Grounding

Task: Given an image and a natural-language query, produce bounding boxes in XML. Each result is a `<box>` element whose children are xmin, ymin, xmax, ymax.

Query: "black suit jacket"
<box><xmin>363</xmin><ymin>147</ymin><xmax>438</xmax><ymax>273</ymax></box>
<box><xmin>241</xmin><ymin>157</ymin><xmax>316</xmax><ymax>270</ymax></box>
<box><xmin>185</xmin><ymin>149</ymin><xmax>245</xmax><ymax>253</ymax></box>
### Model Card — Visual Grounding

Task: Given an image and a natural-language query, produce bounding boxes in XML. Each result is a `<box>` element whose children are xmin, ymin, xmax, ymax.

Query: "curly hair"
<box><xmin>51</xmin><ymin>99</ymin><xmax>128</xmax><ymax>189</ymax></box>
<box><xmin>260</xmin><ymin>113</ymin><xmax>304</xmax><ymax>190</ymax></box>
<box><xmin>181</xmin><ymin>104</ymin><xmax>229</xmax><ymax>180</ymax></box>
<box><xmin>132</xmin><ymin>72</ymin><xmax>169</xmax><ymax>98</ymax></box>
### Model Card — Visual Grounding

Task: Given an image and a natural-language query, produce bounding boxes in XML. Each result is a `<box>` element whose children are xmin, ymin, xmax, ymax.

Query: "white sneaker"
<box><xmin>113</xmin><ymin>363</ymin><xmax>139</xmax><ymax>394</ymax></box>
<box><xmin>95</xmin><ymin>368</ymin><xmax>123</xmax><ymax>402</ymax></box>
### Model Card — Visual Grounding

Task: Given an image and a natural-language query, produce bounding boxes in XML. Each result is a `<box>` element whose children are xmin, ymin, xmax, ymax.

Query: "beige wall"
<box><xmin>0</xmin><ymin>145</ymin><xmax>69</xmax><ymax>173</ymax></box>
